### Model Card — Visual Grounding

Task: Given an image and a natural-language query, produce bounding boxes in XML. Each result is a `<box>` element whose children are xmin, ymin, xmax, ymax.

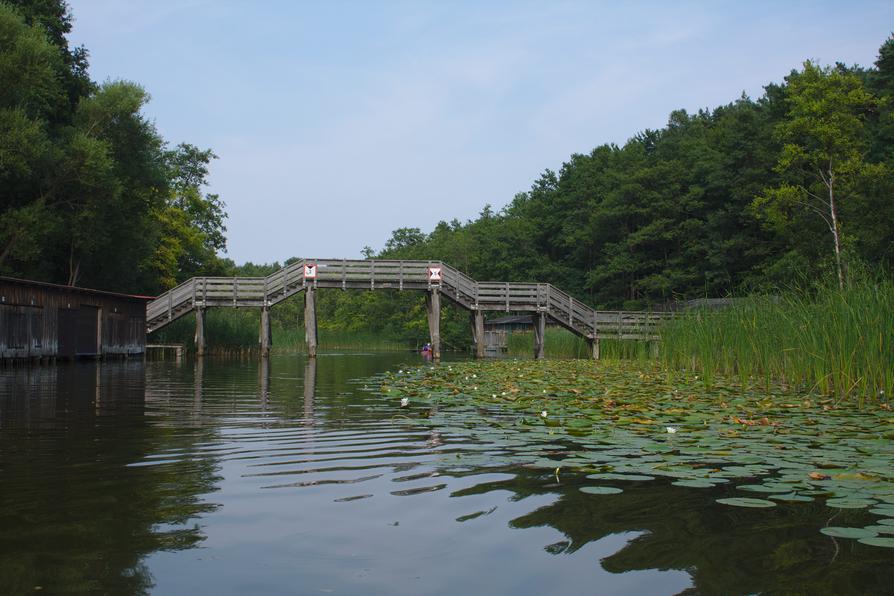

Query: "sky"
<box><xmin>66</xmin><ymin>0</ymin><xmax>893</xmax><ymax>265</ymax></box>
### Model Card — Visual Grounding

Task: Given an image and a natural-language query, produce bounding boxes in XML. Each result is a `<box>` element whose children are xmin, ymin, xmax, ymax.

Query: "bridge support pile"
<box><xmin>259</xmin><ymin>307</ymin><xmax>272</xmax><ymax>357</ymax></box>
<box><xmin>425</xmin><ymin>289</ymin><xmax>441</xmax><ymax>360</ymax></box>
<box><xmin>471</xmin><ymin>311</ymin><xmax>485</xmax><ymax>358</ymax></box>
<box><xmin>305</xmin><ymin>287</ymin><xmax>317</xmax><ymax>358</ymax></box>
<box><xmin>147</xmin><ymin>259</ymin><xmax>669</xmax><ymax>360</ymax></box>
<box><xmin>533</xmin><ymin>312</ymin><xmax>546</xmax><ymax>360</ymax></box>
<box><xmin>195</xmin><ymin>307</ymin><xmax>206</xmax><ymax>357</ymax></box>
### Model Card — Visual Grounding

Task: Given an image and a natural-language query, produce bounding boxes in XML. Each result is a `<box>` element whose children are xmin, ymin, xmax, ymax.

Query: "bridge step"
<box><xmin>145</xmin><ymin>259</ymin><xmax>673</xmax><ymax>345</ymax></box>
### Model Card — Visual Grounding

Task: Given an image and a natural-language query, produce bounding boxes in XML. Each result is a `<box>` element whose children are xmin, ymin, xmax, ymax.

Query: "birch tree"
<box><xmin>753</xmin><ymin>61</ymin><xmax>882</xmax><ymax>289</ymax></box>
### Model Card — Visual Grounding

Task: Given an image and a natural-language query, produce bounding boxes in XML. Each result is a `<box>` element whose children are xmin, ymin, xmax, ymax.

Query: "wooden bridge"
<box><xmin>146</xmin><ymin>259</ymin><xmax>671</xmax><ymax>359</ymax></box>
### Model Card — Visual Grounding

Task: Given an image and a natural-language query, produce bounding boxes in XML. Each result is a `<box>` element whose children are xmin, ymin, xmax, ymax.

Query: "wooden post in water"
<box><xmin>471</xmin><ymin>310</ymin><xmax>485</xmax><ymax>358</ymax></box>
<box><xmin>304</xmin><ymin>287</ymin><xmax>317</xmax><ymax>358</ymax></box>
<box><xmin>588</xmin><ymin>337</ymin><xmax>600</xmax><ymax>360</ymax></box>
<box><xmin>426</xmin><ymin>289</ymin><xmax>441</xmax><ymax>361</ymax></box>
<box><xmin>533</xmin><ymin>311</ymin><xmax>546</xmax><ymax>360</ymax></box>
<box><xmin>259</xmin><ymin>306</ymin><xmax>271</xmax><ymax>358</ymax></box>
<box><xmin>195</xmin><ymin>307</ymin><xmax>206</xmax><ymax>357</ymax></box>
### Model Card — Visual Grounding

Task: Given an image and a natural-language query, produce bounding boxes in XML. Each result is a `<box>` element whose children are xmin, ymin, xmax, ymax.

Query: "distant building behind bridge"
<box><xmin>0</xmin><ymin>277</ymin><xmax>149</xmax><ymax>361</ymax></box>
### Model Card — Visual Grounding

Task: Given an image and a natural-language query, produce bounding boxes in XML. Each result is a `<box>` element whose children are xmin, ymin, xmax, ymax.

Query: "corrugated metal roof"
<box><xmin>0</xmin><ymin>276</ymin><xmax>154</xmax><ymax>301</ymax></box>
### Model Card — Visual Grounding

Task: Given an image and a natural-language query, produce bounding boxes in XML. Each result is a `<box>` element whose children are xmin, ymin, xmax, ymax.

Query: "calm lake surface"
<box><xmin>1</xmin><ymin>354</ymin><xmax>891</xmax><ymax>595</ymax></box>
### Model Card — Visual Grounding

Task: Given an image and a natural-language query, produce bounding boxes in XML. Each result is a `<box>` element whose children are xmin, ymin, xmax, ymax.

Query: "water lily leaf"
<box><xmin>673</xmin><ymin>479</ymin><xmax>716</xmax><ymax>488</ymax></box>
<box><xmin>716</xmin><ymin>497</ymin><xmax>776</xmax><ymax>508</ymax></box>
<box><xmin>826</xmin><ymin>498</ymin><xmax>876</xmax><ymax>509</ymax></box>
<box><xmin>737</xmin><ymin>484</ymin><xmax>789</xmax><ymax>493</ymax></box>
<box><xmin>586</xmin><ymin>473</ymin><xmax>655</xmax><ymax>481</ymax></box>
<box><xmin>769</xmin><ymin>492</ymin><xmax>814</xmax><ymax>502</ymax></box>
<box><xmin>580</xmin><ymin>486</ymin><xmax>623</xmax><ymax>495</ymax></box>
<box><xmin>820</xmin><ymin>527</ymin><xmax>877</xmax><ymax>539</ymax></box>
<box><xmin>858</xmin><ymin>536</ymin><xmax>894</xmax><ymax>548</ymax></box>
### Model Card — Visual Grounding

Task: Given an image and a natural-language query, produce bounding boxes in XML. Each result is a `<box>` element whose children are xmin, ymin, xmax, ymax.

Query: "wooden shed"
<box><xmin>0</xmin><ymin>277</ymin><xmax>150</xmax><ymax>361</ymax></box>
<box><xmin>483</xmin><ymin>315</ymin><xmax>536</xmax><ymax>353</ymax></box>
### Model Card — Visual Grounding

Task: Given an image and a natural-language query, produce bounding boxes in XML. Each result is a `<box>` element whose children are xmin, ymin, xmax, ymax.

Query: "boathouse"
<box><xmin>0</xmin><ymin>277</ymin><xmax>149</xmax><ymax>360</ymax></box>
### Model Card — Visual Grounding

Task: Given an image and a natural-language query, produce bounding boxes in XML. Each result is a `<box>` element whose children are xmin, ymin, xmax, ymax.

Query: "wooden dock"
<box><xmin>146</xmin><ymin>259</ymin><xmax>672</xmax><ymax>359</ymax></box>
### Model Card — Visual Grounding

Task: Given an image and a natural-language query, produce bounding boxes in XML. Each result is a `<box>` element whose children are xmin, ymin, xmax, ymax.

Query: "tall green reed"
<box><xmin>660</xmin><ymin>274</ymin><xmax>893</xmax><ymax>404</ymax></box>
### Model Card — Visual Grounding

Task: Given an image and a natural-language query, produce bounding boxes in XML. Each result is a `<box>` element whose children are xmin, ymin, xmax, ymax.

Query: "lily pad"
<box><xmin>769</xmin><ymin>492</ymin><xmax>815</xmax><ymax>502</ymax></box>
<box><xmin>586</xmin><ymin>473</ymin><xmax>655</xmax><ymax>482</ymax></box>
<box><xmin>738</xmin><ymin>484</ymin><xmax>789</xmax><ymax>494</ymax></box>
<box><xmin>673</xmin><ymin>479</ymin><xmax>717</xmax><ymax>488</ymax></box>
<box><xmin>820</xmin><ymin>527</ymin><xmax>877</xmax><ymax>539</ymax></box>
<box><xmin>826</xmin><ymin>498</ymin><xmax>877</xmax><ymax>509</ymax></box>
<box><xmin>580</xmin><ymin>486</ymin><xmax>623</xmax><ymax>495</ymax></box>
<box><xmin>858</xmin><ymin>536</ymin><xmax>894</xmax><ymax>548</ymax></box>
<box><xmin>716</xmin><ymin>497</ymin><xmax>776</xmax><ymax>508</ymax></box>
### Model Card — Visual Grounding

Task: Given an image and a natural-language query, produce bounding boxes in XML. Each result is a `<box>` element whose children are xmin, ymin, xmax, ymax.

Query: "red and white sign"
<box><xmin>427</xmin><ymin>267</ymin><xmax>442</xmax><ymax>282</ymax></box>
<box><xmin>304</xmin><ymin>263</ymin><xmax>318</xmax><ymax>279</ymax></box>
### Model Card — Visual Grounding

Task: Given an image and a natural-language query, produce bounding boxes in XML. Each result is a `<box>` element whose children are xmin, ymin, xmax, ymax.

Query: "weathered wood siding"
<box><xmin>0</xmin><ymin>277</ymin><xmax>148</xmax><ymax>360</ymax></box>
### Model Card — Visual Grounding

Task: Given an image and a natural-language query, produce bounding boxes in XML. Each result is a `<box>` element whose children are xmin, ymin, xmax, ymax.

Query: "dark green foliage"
<box><xmin>0</xmin><ymin>1</ymin><xmax>227</xmax><ymax>294</ymax></box>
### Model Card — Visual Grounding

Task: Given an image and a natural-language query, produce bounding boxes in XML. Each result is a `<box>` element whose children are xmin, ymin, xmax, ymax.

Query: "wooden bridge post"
<box><xmin>195</xmin><ymin>307</ymin><xmax>206</xmax><ymax>357</ymax></box>
<box><xmin>471</xmin><ymin>310</ymin><xmax>485</xmax><ymax>358</ymax></box>
<box><xmin>259</xmin><ymin>306</ymin><xmax>272</xmax><ymax>358</ymax></box>
<box><xmin>588</xmin><ymin>337</ymin><xmax>600</xmax><ymax>360</ymax></box>
<box><xmin>426</xmin><ymin>289</ymin><xmax>441</xmax><ymax>360</ymax></box>
<box><xmin>533</xmin><ymin>311</ymin><xmax>546</xmax><ymax>360</ymax></box>
<box><xmin>304</xmin><ymin>286</ymin><xmax>317</xmax><ymax>358</ymax></box>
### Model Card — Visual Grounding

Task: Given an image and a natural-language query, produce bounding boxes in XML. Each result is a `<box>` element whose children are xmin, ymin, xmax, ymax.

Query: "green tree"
<box><xmin>754</xmin><ymin>61</ymin><xmax>883</xmax><ymax>289</ymax></box>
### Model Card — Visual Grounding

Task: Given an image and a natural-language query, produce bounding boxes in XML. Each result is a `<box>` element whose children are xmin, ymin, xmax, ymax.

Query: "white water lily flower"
<box><xmin>492</xmin><ymin>394</ymin><xmax>497</xmax><ymax>398</ymax></box>
<box><xmin>541</xmin><ymin>411</ymin><xmax>548</xmax><ymax>418</ymax></box>
<box><xmin>666</xmin><ymin>426</ymin><xmax>678</xmax><ymax>434</ymax></box>
<box><xmin>400</xmin><ymin>397</ymin><xmax>409</xmax><ymax>407</ymax></box>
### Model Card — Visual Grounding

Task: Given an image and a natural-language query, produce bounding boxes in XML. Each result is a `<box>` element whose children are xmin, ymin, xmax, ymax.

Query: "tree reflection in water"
<box><xmin>0</xmin><ymin>362</ymin><xmax>220</xmax><ymax>595</ymax></box>
<box><xmin>452</xmin><ymin>470</ymin><xmax>894</xmax><ymax>595</ymax></box>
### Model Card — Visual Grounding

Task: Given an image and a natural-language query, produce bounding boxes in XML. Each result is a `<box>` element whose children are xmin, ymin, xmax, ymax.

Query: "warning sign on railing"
<box><xmin>304</xmin><ymin>263</ymin><xmax>317</xmax><ymax>279</ymax></box>
<box><xmin>427</xmin><ymin>267</ymin><xmax>442</xmax><ymax>282</ymax></box>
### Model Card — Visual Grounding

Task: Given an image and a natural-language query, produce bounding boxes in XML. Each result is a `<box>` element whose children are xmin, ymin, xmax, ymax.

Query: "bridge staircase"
<box><xmin>146</xmin><ymin>259</ymin><xmax>672</xmax><ymax>358</ymax></box>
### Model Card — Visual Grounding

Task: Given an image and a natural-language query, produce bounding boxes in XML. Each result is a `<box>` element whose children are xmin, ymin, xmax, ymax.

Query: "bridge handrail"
<box><xmin>147</xmin><ymin>258</ymin><xmax>675</xmax><ymax>341</ymax></box>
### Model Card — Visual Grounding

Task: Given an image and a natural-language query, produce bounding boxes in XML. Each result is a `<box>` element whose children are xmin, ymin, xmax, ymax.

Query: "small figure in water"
<box><xmin>421</xmin><ymin>342</ymin><xmax>432</xmax><ymax>360</ymax></box>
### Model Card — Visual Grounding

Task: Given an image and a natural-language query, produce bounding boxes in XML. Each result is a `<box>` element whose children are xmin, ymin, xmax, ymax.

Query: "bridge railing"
<box><xmin>477</xmin><ymin>282</ymin><xmax>545</xmax><ymax>310</ymax></box>
<box><xmin>147</xmin><ymin>278</ymin><xmax>196</xmax><ymax>323</ymax></box>
<box><xmin>146</xmin><ymin>258</ymin><xmax>677</xmax><ymax>341</ymax></box>
<box><xmin>440</xmin><ymin>263</ymin><xmax>478</xmax><ymax>303</ymax></box>
<box><xmin>305</xmin><ymin>259</ymin><xmax>439</xmax><ymax>288</ymax></box>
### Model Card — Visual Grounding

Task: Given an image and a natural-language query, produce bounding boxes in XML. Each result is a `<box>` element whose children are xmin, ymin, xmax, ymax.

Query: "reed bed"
<box><xmin>153</xmin><ymin>310</ymin><xmax>410</xmax><ymax>352</ymax></box>
<box><xmin>660</xmin><ymin>276</ymin><xmax>894</xmax><ymax>404</ymax></box>
<box><xmin>506</xmin><ymin>328</ymin><xmax>654</xmax><ymax>360</ymax></box>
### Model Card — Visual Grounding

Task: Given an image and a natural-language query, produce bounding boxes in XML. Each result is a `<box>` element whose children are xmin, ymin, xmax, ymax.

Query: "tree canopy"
<box><xmin>0</xmin><ymin>0</ymin><xmax>228</xmax><ymax>294</ymax></box>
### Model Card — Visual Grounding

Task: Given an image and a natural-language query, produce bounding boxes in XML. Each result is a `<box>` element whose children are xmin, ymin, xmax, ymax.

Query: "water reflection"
<box><xmin>0</xmin><ymin>362</ymin><xmax>219</xmax><ymax>595</ymax></box>
<box><xmin>1</xmin><ymin>355</ymin><xmax>892</xmax><ymax>595</ymax></box>
<box><xmin>303</xmin><ymin>356</ymin><xmax>316</xmax><ymax>424</ymax></box>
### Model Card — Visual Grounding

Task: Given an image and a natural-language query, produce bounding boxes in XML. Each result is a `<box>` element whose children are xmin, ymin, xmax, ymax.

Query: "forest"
<box><xmin>0</xmin><ymin>0</ymin><xmax>229</xmax><ymax>294</ymax></box>
<box><xmin>2</xmin><ymin>1</ymin><xmax>893</xmax><ymax>351</ymax></box>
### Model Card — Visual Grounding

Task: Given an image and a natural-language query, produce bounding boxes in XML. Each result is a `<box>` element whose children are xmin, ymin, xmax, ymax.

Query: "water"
<box><xmin>0</xmin><ymin>354</ymin><xmax>891</xmax><ymax>595</ymax></box>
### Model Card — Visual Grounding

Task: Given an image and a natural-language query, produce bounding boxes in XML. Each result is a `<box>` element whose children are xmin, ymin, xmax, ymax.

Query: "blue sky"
<box><xmin>67</xmin><ymin>1</ymin><xmax>893</xmax><ymax>265</ymax></box>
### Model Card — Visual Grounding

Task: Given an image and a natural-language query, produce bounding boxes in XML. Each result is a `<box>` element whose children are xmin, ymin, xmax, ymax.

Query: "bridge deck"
<box><xmin>146</xmin><ymin>259</ymin><xmax>671</xmax><ymax>341</ymax></box>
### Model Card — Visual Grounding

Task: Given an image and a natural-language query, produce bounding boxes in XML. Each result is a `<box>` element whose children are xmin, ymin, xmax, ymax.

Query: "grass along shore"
<box><xmin>152</xmin><ymin>309</ymin><xmax>411</xmax><ymax>353</ymax></box>
<box><xmin>660</xmin><ymin>275</ymin><xmax>893</xmax><ymax>404</ymax></box>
